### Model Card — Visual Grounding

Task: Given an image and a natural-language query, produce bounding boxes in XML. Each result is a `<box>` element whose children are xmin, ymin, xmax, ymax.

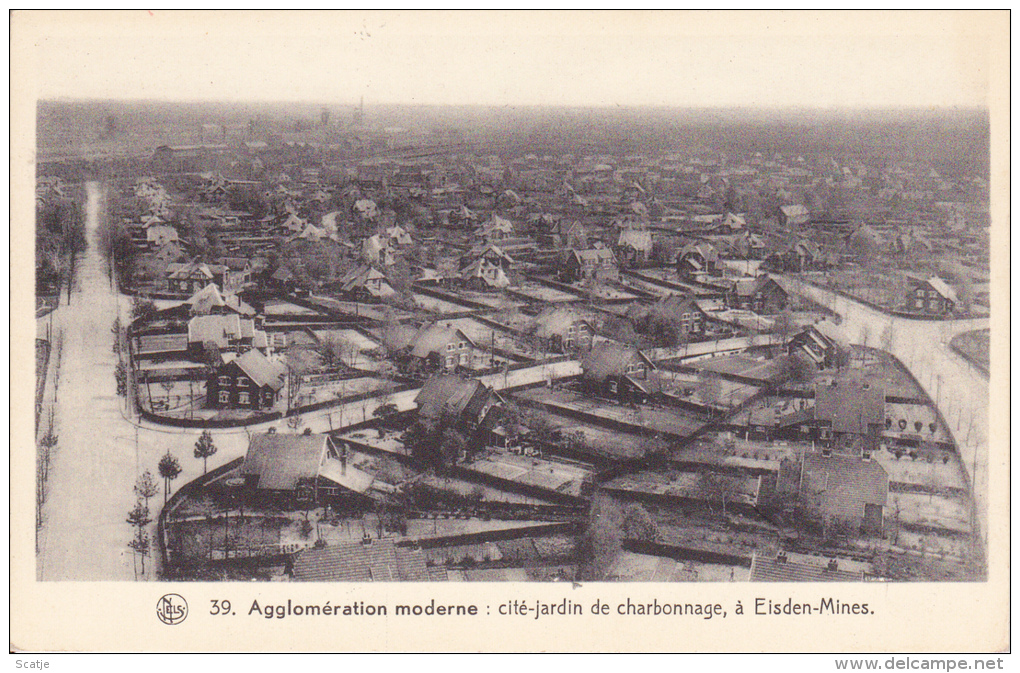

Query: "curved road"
<box><xmin>776</xmin><ymin>274</ymin><xmax>991</xmax><ymax>548</ymax></box>
<box><xmin>35</xmin><ymin>181</ymin><xmax>582</xmax><ymax>580</ymax></box>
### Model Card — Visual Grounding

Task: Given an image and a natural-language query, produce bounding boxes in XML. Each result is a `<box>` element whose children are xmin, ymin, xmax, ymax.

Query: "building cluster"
<box><xmin>101</xmin><ymin>126</ymin><xmax>983</xmax><ymax>583</ymax></box>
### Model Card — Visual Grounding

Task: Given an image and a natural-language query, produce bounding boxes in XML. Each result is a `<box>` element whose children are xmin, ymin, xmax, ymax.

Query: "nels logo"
<box><xmin>157</xmin><ymin>594</ymin><xmax>189</xmax><ymax>625</ymax></box>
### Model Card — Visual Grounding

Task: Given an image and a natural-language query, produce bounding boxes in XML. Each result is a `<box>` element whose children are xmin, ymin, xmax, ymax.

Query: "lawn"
<box><xmin>950</xmin><ymin>329</ymin><xmax>989</xmax><ymax>373</ymax></box>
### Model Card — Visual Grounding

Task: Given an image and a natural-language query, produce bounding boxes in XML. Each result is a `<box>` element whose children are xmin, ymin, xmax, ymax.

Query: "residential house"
<box><xmin>563</xmin><ymin>247</ymin><xmax>619</xmax><ymax>284</ymax></box>
<box><xmin>166</xmin><ymin>262</ymin><xmax>222</xmax><ymax>295</ymax></box>
<box><xmin>384</xmin><ymin>224</ymin><xmax>414</xmax><ymax>247</ymax></box>
<box><xmin>580</xmin><ymin>342</ymin><xmax>659</xmax><ymax>403</ymax></box>
<box><xmin>529</xmin><ymin>306</ymin><xmax>597</xmax><ymax>353</ymax></box>
<box><xmin>218</xmin><ymin>257</ymin><xmax>254</xmax><ymax>292</ymax></box>
<box><xmin>813</xmin><ymin>379</ymin><xmax>886</xmax><ymax>453</ymax></box>
<box><xmin>291</xmin><ymin>539</ymin><xmax>434</xmax><ymax>582</ymax></box>
<box><xmin>187</xmin><ymin>314</ymin><xmax>269</xmax><ymax>354</ymax></box>
<box><xmin>145</xmin><ymin>224</ymin><xmax>179</xmax><ymax>248</ymax></box>
<box><xmin>413</xmin><ymin>374</ymin><xmax>501</xmax><ymax>434</ymax></box>
<box><xmin>798</xmin><ymin>449</ymin><xmax>889</xmax><ymax>536</ymax></box>
<box><xmin>749</xmin><ymin>550</ymin><xmax>869</xmax><ymax>582</ymax></box>
<box><xmin>904</xmin><ymin>275</ymin><xmax>957</xmax><ymax>315</ymax></box>
<box><xmin>187</xmin><ymin>283</ymin><xmax>256</xmax><ymax>317</ymax></box>
<box><xmin>460</xmin><ymin>257</ymin><xmax>511</xmax><ymax>289</ymax></box>
<box><xmin>626</xmin><ymin>294</ymin><xmax>707</xmax><ymax>342</ymax></box>
<box><xmin>474</xmin><ymin>214</ymin><xmax>515</xmax><ymax>242</ymax></box>
<box><xmin>240</xmin><ymin>432</ymin><xmax>376</xmax><ymax>508</ymax></box>
<box><xmin>336</xmin><ymin>264</ymin><xmax>396</xmax><ymax>302</ymax></box>
<box><xmin>362</xmin><ymin>234</ymin><xmax>396</xmax><ymax>266</ymax></box>
<box><xmin>614</xmin><ymin>227</ymin><xmax>653</xmax><ymax>267</ymax></box>
<box><xmin>676</xmin><ymin>242</ymin><xmax>721</xmax><ymax>278</ymax></box>
<box><xmin>787</xmin><ymin>325</ymin><xmax>840</xmax><ymax>370</ymax></box>
<box><xmin>207</xmin><ymin>348</ymin><xmax>286</xmax><ymax>410</ymax></box>
<box><xmin>778</xmin><ymin>204</ymin><xmax>811</xmax><ymax>227</ymax></box>
<box><xmin>383</xmin><ymin>323</ymin><xmax>477</xmax><ymax>374</ymax></box>
<box><xmin>725</xmin><ymin>275</ymin><xmax>789</xmax><ymax>314</ymax></box>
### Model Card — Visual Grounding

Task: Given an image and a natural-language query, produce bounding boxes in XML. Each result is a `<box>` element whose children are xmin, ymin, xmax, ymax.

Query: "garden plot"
<box><xmin>513</xmin><ymin>282</ymin><xmax>582</xmax><ymax>303</ymax></box>
<box><xmin>889</xmin><ymin>491</ymin><xmax>972</xmax><ymax>535</ymax></box>
<box><xmin>309</xmin><ymin>295</ymin><xmax>418</xmax><ymax>321</ymax></box>
<box><xmin>876</xmin><ymin>449</ymin><xmax>968</xmax><ymax>492</ymax></box>
<box><xmin>884</xmin><ymin>402</ymin><xmax>951</xmax><ymax>444</ymax></box>
<box><xmin>417</xmin><ymin>475</ymin><xmax>552</xmax><ymax>505</ymax></box>
<box><xmin>630</xmin><ymin>269</ymin><xmax>716</xmax><ymax>295</ymax></box>
<box><xmin>137</xmin><ymin>377</ymin><xmax>207</xmax><ymax>415</ymax></box>
<box><xmin>263</xmin><ymin>298</ymin><xmax>321</xmax><ymax>316</ymax></box>
<box><xmin>520</xmin><ymin>387</ymin><xmax>707</xmax><ymax>439</ymax></box>
<box><xmin>292</xmin><ymin>376</ymin><xmax>396</xmax><ymax>409</ymax></box>
<box><xmin>465</xmin><ymin>450</ymin><xmax>591</xmax><ymax>497</ymax></box>
<box><xmin>412</xmin><ymin>293</ymin><xmax>473</xmax><ymax>314</ymax></box>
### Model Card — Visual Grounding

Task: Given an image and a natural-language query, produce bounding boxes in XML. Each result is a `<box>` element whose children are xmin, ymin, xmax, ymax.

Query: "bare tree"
<box><xmin>134</xmin><ymin>470</ymin><xmax>159</xmax><ymax>510</ymax></box>
<box><xmin>126</xmin><ymin>499</ymin><xmax>152</xmax><ymax>576</ymax></box>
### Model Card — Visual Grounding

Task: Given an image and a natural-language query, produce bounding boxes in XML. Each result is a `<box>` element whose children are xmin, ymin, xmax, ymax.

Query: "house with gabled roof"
<box><xmin>166</xmin><ymin>261</ymin><xmax>221</xmax><ymax>295</ymax></box>
<box><xmin>336</xmin><ymin>264</ymin><xmax>396</xmax><ymax>301</ymax></box>
<box><xmin>798</xmin><ymin>449</ymin><xmax>888</xmax><ymax>536</ymax></box>
<box><xmin>614</xmin><ymin>227</ymin><xmax>653</xmax><ymax>267</ymax></box>
<box><xmin>787</xmin><ymin>325</ymin><xmax>840</xmax><ymax>370</ymax></box>
<box><xmin>186</xmin><ymin>283</ymin><xmax>256</xmax><ymax>317</ymax></box>
<box><xmin>779</xmin><ymin>204</ymin><xmax>810</xmax><ymax>227</ymax></box>
<box><xmin>725</xmin><ymin>275</ymin><xmax>789</xmax><ymax>314</ymax></box>
<box><xmin>362</xmin><ymin>234</ymin><xmax>395</xmax><ymax>266</ymax></box>
<box><xmin>474</xmin><ymin>214</ymin><xmax>515</xmax><ymax>242</ymax></box>
<box><xmin>460</xmin><ymin>257</ymin><xmax>511</xmax><ymax>289</ymax></box>
<box><xmin>292</xmin><ymin>539</ymin><xmax>434</xmax><ymax>582</ymax></box>
<box><xmin>529</xmin><ymin>306</ymin><xmax>597</xmax><ymax>353</ymax></box>
<box><xmin>241</xmin><ymin>432</ymin><xmax>376</xmax><ymax>507</ymax></box>
<box><xmin>813</xmin><ymin>379</ymin><xmax>886</xmax><ymax>452</ymax></box>
<box><xmin>187</xmin><ymin>314</ymin><xmax>269</xmax><ymax>354</ymax></box>
<box><xmin>581</xmin><ymin>341</ymin><xmax>660</xmax><ymax>403</ymax></box>
<box><xmin>749</xmin><ymin>550</ymin><xmax>870</xmax><ymax>582</ymax></box>
<box><xmin>903</xmin><ymin>274</ymin><xmax>957</xmax><ymax>315</ymax></box>
<box><xmin>385</xmin><ymin>323</ymin><xmax>477</xmax><ymax>374</ymax></box>
<box><xmin>208</xmin><ymin>348</ymin><xmax>286</xmax><ymax>410</ymax></box>
<box><xmin>676</xmin><ymin>242</ymin><xmax>721</xmax><ymax>278</ymax></box>
<box><xmin>563</xmin><ymin>246</ymin><xmax>619</xmax><ymax>283</ymax></box>
<box><xmin>413</xmin><ymin>374</ymin><xmax>499</xmax><ymax>432</ymax></box>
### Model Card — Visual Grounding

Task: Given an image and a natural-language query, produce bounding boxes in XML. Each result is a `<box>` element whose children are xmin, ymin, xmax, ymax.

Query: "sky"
<box><xmin>14</xmin><ymin>10</ymin><xmax>1002</xmax><ymax>108</ymax></box>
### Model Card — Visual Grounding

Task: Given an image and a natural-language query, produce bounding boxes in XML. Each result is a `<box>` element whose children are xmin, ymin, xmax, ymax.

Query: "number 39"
<box><xmin>210</xmin><ymin>599</ymin><xmax>231</xmax><ymax>615</ymax></box>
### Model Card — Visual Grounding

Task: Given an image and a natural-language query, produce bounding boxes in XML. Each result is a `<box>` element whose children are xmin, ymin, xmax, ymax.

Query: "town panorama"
<box><xmin>34</xmin><ymin>101</ymin><xmax>990</xmax><ymax>583</ymax></box>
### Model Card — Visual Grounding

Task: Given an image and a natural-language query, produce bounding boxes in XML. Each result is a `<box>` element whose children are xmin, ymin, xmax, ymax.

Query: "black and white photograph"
<box><xmin>12</xmin><ymin>10</ymin><xmax>1009</xmax><ymax>653</ymax></box>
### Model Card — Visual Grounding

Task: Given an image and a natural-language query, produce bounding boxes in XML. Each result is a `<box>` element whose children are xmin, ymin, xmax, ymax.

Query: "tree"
<box><xmin>127</xmin><ymin>529</ymin><xmax>151</xmax><ymax>577</ymax></box>
<box><xmin>780</xmin><ymin>353</ymin><xmax>817</xmax><ymax>385</ymax></box>
<box><xmin>126</xmin><ymin>499</ymin><xmax>152</xmax><ymax>576</ymax></box>
<box><xmin>697</xmin><ymin>471</ymin><xmax>731</xmax><ymax>517</ymax></box>
<box><xmin>131</xmin><ymin>297</ymin><xmax>159</xmax><ymax>325</ymax></box>
<box><xmin>772</xmin><ymin>309</ymin><xmax>796</xmax><ymax>346</ymax></box>
<box><xmin>193</xmin><ymin>430</ymin><xmax>218</xmax><ymax>474</ymax></box>
<box><xmin>697</xmin><ymin>369</ymin><xmax>724</xmax><ymax>411</ymax></box>
<box><xmin>315</xmin><ymin>334</ymin><xmax>352</xmax><ymax>371</ymax></box>
<box><xmin>134</xmin><ymin>470</ymin><xmax>159</xmax><ymax>510</ymax></box>
<box><xmin>578</xmin><ymin>493</ymin><xmax>624</xmax><ymax>581</ymax></box>
<box><xmin>157</xmin><ymin>451</ymin><xmax>182</xmax><ymax>503</ymax></box>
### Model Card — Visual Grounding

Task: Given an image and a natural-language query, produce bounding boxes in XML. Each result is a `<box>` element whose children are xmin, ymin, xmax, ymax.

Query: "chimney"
<box><xmin>827</xmin><ymin>559</ymin><xmax>838</xmax><ymax>572</ymax></box>
<box><xmin>776</xmin><ymin>551</ymin><xmax>788</xmax><ymax>564</ymax></box>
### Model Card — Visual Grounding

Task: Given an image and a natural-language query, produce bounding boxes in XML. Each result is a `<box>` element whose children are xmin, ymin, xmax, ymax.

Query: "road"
<box><xmin>776</xmin><ymin>274</ymin><xmax>991</xmax><ymax>548</ymax></box>
<box><xmin>35</xmin><ymin>185</ymin><xmax>582</xmax><ymax>582</ymax></box>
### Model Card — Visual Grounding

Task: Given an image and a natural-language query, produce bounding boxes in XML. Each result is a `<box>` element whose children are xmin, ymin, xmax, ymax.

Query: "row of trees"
<box><xmin>125</xmin><ymin>431</ymin><xmax>220</xmax><ymax>579</ymax></box>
